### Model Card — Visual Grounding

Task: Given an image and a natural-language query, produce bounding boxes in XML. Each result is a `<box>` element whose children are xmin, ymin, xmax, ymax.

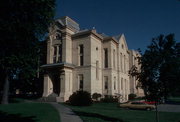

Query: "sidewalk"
<box><xmin>50</xmin><ymin>102</ymin><xmax>83</xmax><ymax>122</ymax></box>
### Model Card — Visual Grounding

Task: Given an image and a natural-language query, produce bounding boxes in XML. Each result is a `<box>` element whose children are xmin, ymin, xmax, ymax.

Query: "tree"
<box><xmin>92</xmin><ymin>93</ymin><xmax>102</xmax><ymax>101</ymax></box>
<box><xmin>69</xmin><ymin>90</ymin><xmax>92</xmax><ymax>106</ymax></box>
<box><xmin>130</xmin><ymin>34</ymin><xmax>180</xmax><ymax>101</ymax></box>
<box><xmin>0</xmin><ymin>0</ymin><xmax>55</xmax><ymax>104</ymax></box>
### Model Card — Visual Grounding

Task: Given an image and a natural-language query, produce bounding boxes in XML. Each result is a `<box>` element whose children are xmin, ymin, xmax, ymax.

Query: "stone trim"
<box><xmin>72</xmin><ymin>30</ymin><xmax>103</xmax><ymax>41</ymax></box>
<box><xmin>41</xmin><ymin>62</ymin><xmax>75</xmax><ymax>69</ymax></box>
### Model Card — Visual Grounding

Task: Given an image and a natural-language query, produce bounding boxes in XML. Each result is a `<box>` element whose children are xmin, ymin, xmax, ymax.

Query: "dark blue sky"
<box><xmin>56</xmin><ymin>0</ymin><xmax>180</xmax><ymax>51</ymax></box>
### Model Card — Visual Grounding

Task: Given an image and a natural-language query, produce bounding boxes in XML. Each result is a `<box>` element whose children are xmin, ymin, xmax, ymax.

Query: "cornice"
<box><xmin>72</xmin><ymin>30</ymin><xmax>103</xmax><ymax>41</ymax></box>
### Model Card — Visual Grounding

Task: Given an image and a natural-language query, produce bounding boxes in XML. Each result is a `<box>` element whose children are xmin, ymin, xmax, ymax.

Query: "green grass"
<box><xmin>66</xmin><ymin>103</ymin><xmax>180</xmax><ymax>122</ymax></box>
<box><xmin>168</xmin><ymin>97</ymin><xmax>180</xmax><ymax>102</ymax></box>
<box><xmin>0</xmin><ymin>100</ymin><xmax>60</xmax><ymax>122</ymax></box>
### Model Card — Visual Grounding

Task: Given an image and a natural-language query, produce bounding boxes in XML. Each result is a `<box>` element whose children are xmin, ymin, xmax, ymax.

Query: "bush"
<box><xmin>92</xmin><ymin>93</ymin><xmax>102</xmax><ymax>101</ymax></box>
<box><xmin>100</xmin><ymin>95</ymin><xmax>118</xmax><ymax>103</ymax></box>
<box><xmin>69</xmin><ymin>90</ymin><xmax>92</xmax><ymax>106</ymax></box>
<box><xmin>128</xmin><ymin>93</ymin><xmax>137</xmax><ymax>100</ymax></box>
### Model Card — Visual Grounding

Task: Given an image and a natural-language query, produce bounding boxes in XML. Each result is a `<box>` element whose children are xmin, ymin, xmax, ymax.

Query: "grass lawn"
<box><xmin>168</xmin><ymin>97</ymin><xmax>180</xmax><ymax>102</ymax></box>
<box><xmin>66</xmin><ymin>103</ymin><xmax>180</xmax><ymax>122</ymax></box>
<box><xmin>0</xmin><ymin>99</ymin><xmax>60</xmax><ymax>122</ymax></box>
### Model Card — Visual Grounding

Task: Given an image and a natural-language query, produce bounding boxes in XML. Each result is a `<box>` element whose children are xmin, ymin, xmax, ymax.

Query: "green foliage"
<box><xmin>69</xmin><ymin>90</ymin><xmax>93</xmax><ymax>106</ymax></box>
<box><xmin>100</xmin><ymin>95</ymin><xmax>118</xmax><ymax>103</ymax></box>
<box><xmin>0</xmin><ymin>102</ymin><xmax>60</xmax><ymax>122</ymax></box>
<box><xmin>92</xmin><ymin>93</ymin><xmax>102</xmax><ymax>101</ymax></box>
<box><xmin>129</xmin><ymin>34</ymin><xmax>180</xmax><ymax>101</ymax></box>
<box><xmin>128</xmin><ymin>94</ymin><xmax>137</xmax><ymax>100</ymax></box>
<box><xmin>68</xmin><ymin>103</ymin><xmax>180</xmax><ymax>122</ymax></box>
<box><xmin>0</xmin><ymin>0</ymin><xmax>55</xmax><ymax>103</ymax></box>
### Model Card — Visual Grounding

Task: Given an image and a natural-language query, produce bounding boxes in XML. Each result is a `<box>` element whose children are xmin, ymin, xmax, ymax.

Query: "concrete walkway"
<box><xmin>50</xmin><ymin>102</ymin><xmax>83</xmax><ymax>122</ymax></box>
<box><xmin>157</xmin><ymin>104</ymin><xmax>180</xmax><ymax>112</ymax></box>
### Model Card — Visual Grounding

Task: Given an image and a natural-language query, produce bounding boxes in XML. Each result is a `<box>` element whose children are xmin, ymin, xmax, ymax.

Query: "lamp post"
<box><xmin>37</xmin><ymin>49</ymin><xmax>40</xmax><ymax>78</ymax></box>
<box><xmin>155</xmin><ymin>101</ymin><xmax>159</xmax><ymax>122</ymax></box>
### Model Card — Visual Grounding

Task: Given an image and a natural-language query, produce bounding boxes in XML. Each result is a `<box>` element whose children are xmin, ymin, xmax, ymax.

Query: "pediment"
<box><xmin>118</xmin><ymin>34</ymin><xmax>128</xmax><ymax>50</ymax></box>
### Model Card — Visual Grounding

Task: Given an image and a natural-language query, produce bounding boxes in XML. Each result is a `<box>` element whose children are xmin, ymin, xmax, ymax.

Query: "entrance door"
<box><xmin>51</xmin><ymin>73</ymin><xmax>60</xmax><ymax>96</ymax></box>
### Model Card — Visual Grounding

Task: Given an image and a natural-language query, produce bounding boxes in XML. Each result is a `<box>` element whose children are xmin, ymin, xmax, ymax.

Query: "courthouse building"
<box><xmin>41</xmin><ymin>16</ymin><xmax>143</xmax><ymax>102</ymax></box>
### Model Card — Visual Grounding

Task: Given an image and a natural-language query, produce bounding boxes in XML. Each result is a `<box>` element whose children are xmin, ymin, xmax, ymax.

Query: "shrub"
<box><xmin>69</xmin><ymin>90</ymin><xmax>92</xmax><ymax>106</ymax></box>
<box><xmin>92</xmin><ymin>93</ymin><xmax>102</xmax><ymax>101</ymax></box>
<box><xmin>100</xmin><ymin>95</ymin><xmax>118</xmax><ymax>103</ymax></box>
<box><xmin>128</xmin><ymin>93</ymin><xmax>137</xmax><ymax>100</ymax></box>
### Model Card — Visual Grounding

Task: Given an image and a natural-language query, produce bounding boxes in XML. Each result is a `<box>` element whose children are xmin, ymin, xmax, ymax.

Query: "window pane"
<box><xmin>58</xmin><ymin>44</ymin><xmax>62</xmax><ymax>62</ymax></box>
<box><xmin>114</xmin><ymin>77</ymin><xmax>116</xmax><ymax>90</ymax></box>
<box><xmin>54</xmin><ymin>46</ymin><xmax>57</xmax><ymax>55</ymax></box>
<box><xmin>80</xmin><ymin>45</ymin><xmax>83</xmax><ymax>54</ymax></box>
<box><xmin>79</xmin><ymin>45</ymin><xmax>84</xmax><ymax>66</ymax></box>
<box><xmin>79</xmin><ymin>75</ymin><xmax>83</xmax><ymax>90</ymax></box>
<box><xmin>96</xmin><ymin>61</ymin><xmax>99</xmax><ymax>79</ymax></box>
<box><xmin>80</xmin><ymin>56</ymin><xmax>83</xmax><ymax>66</ymax></box>
<box><xmin>104</xmin><ymin>48</ymin><xmax>108</xmax><ymax>68</ymax></box>
<box><xmin>113</xmin><ymin>49</ymin><xmax>115</xmax><ymax>68</ymax></box>
<box><xmin>121</xmin><ymin>78</ymin><xmax>123</xmax><ymax>90</ymax></box>
<box><xmin>104</xmin><ymin>76</ymin><xmax>108</xmax><ymax>89</ymax></box>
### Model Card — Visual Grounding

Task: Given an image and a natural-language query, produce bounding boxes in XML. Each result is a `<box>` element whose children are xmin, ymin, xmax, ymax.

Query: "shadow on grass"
<box><xmin>0</xmin><ymin>111</ymin><xmax>37</xmax><ymax>122</ymax></box>
<box><xmin>73</xmin><ymin>111</ymin><xmax>124</xmax><ymax>122</ymax></box>
<box><xmin>166</xmin><ymin>101</ymin><xmax>180</xmax><ymax>105</ymax></box>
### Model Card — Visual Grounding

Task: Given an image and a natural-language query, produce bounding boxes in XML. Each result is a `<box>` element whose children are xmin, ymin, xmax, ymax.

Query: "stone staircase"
<box><xmin>37</xmin><ymin>93</ymin><xmax>58</xmax><ymax>102</ymax></box>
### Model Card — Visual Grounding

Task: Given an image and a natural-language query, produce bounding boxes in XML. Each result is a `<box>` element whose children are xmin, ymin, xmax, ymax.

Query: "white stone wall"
<box><xmin>43</xmin><ymin>16</ymin><xmax>144</xmax><ymax>102</ymax></box>
<box><xmin>89</xmin><ymin>35</ymin><xmax>103</xmax><ymax>94</ymax></box>
<box><xmin>129</xmin><ymin>50</ymin><xmax>144</xmax><ymax>97</ymax></box>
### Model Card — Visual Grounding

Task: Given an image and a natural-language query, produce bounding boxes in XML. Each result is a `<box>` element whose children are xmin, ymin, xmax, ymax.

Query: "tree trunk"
<box><xmin>1</xmin><ymin>74</ymin><xmax>9</xmax><ymax>104</ymax></box>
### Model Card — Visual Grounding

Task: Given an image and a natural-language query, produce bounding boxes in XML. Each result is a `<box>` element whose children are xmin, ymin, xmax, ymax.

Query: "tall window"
<box><xmin>121</xmin><ymin>78</ymin><xmax>123</xmax><ymax>90</ymax></box>
<box><xmin>55</xmin><ymin>33</ymin><xmax>61</xmax><ymax>40</ymax></box>
<box><xmin>125</xmin><ymin>79</ymin><xmax>127</xmax><ymax>90</ymax></box>
<box><xmin>104</xmin><ymin>76</ymin><xmax>108</xmax><ymax>90</ymax></box>
<box><xmin>79</xmin><ymin>75</ymin><xmax>83</xmax><ymax>90</ymax></box>
<box><xmin>96</xmin><ymin>61</ymin><xmax>99</xmax><ymax>80</ymax></box>
<box><xmin>53</xmin><ymin>44</ymin><xmax>63</xmax><ymax>63</ymax></box>
<box><xmin>122</xmin><ymin>44</ymin><xmax>124</xmax><ymax>49</ymax></box>
<box><xmin>53</xmin><ymin>46</ymin><xmax>57</xmax><ymax>63</ymax></box>
<box><xmin>124</xmin><ymin>55</ymin><xmax>126</xmax><ymax>73</ymax></box>
<box><xmin>52</xmin><ymin>32</ymin><xmax>63</xmax><ymax>63</ymax></box>
<box><xmin>79</xmin><ymin>45</ymin><xmax>84</xmax><ymax>66</ymax></box>
<box><xmin>120</xmin><ymin>53</ymin><xmax>122</xmax><ymax>72</ymax></box>
<box><xmin>58</xmin><ymin>41</ymin><xmax>62</xmax><ymax>62</ymax></box>
<box><xmin>114</xmin><ymin>77</ymin><xmax>116</xmax><ymax>90</ymax></box>
<box><xmin>104</xmin><ymin>48</ymin><xmax>108</xmax><ymax>68</ymax></box>
<box><xmin>113</xmin><ymin>49</ymin><xmax>115</xmax><ymax>69</ymax></box>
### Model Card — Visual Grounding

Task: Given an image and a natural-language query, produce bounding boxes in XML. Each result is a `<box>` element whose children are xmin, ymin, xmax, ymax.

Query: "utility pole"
<box><xmin>155</xmin><ymin>100</ymin><xmax>159</xmax><ymax>122</ymax></box>
<box><xmin>37</xmin><ymin>49</ymin><xmax>40</xmax><ymax>78</ymax></box>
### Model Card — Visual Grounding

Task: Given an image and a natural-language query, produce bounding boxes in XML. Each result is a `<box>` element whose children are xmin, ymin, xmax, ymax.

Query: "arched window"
<box><xmin>55</xmin><ymin>33</ymin><xmax>62</xmax><ymax>40</ymax></box>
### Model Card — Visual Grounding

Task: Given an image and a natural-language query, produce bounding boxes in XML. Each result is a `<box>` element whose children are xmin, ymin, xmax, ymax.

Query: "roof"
<box><xmin>41</xmin><ymin>62</ymin><xmax>75</xmax><ymax>69</ymax></box>
<box><xmin>72</xmin><ymin>30</ymin><xmax>103</xmax><ymax>40</ymax></box>
<box><xmin>113</xmin><ymin>34</ymin><xmax>122</xmax><ymax>41</ymax></box>
<box><xmin>55</xmin><ymin>16</ymin><xmax>80</xmax><ymax>32</ymax></box>
<box><xmin>99</xmin><ymin>33</ymin><xmax>109</xmax><ymax>38</ymax></box>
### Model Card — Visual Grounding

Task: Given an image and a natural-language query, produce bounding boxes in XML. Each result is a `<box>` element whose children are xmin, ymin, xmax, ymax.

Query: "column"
<box><xmin>58</xmin><ymin>69</ymin><xmax>73</xmax><ymax>102</ymax></box>
<box><xmin>43</xmin><ymin>74</ymin><xmax>53</xmax><ymax>97</ymax></box>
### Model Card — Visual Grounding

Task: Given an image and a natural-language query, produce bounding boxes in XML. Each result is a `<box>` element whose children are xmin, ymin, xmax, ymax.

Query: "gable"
<box><xmin>118</xmin><ymin>34</ymin><xmax>128</xmax><ymax>50</ymax></box>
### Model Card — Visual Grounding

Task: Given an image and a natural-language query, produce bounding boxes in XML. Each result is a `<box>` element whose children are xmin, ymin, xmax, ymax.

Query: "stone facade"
<box><xmin>41</xmin><ymin>16</ymin><xmax>143</xmax><ymax>102</ymax></box>
<box><xmin>129</xmin><ymin>50</ymin><xmax>144</xmax><ymax>96</ymax></box>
